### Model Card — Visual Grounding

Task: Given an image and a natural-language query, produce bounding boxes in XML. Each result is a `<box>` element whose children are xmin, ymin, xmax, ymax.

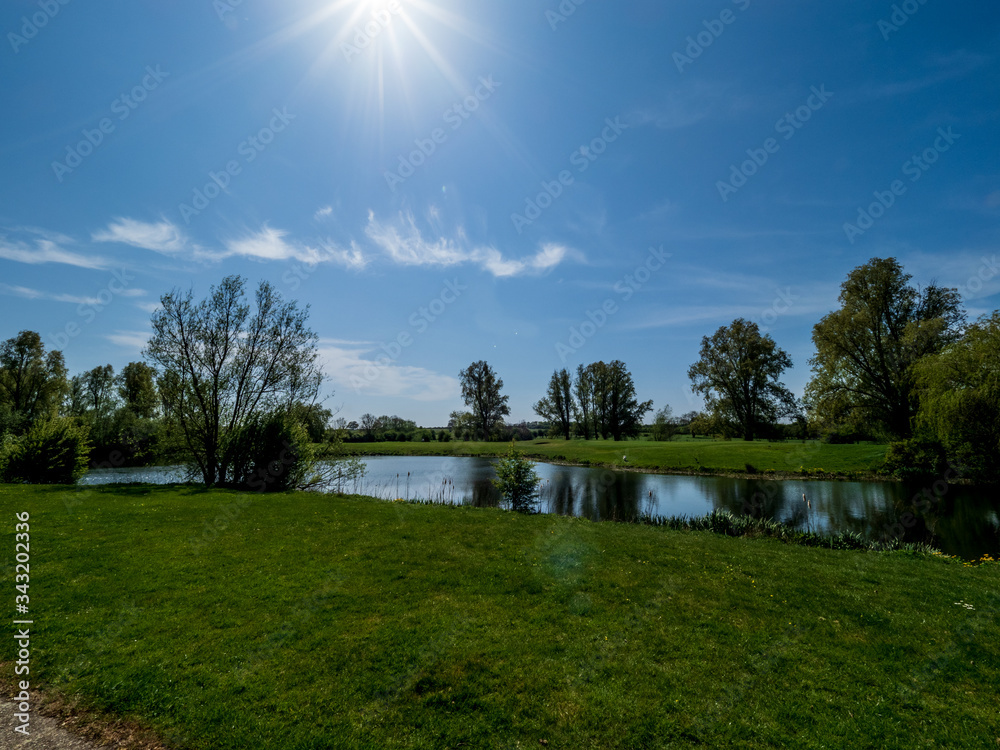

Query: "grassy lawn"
<box><xmin>347</xmin><ymin>437</ymin><xmax>890</xmax><ymax>480</ymax></box>
<box><xmin>2</xmin><ymin>484</ymin><xmax>998</xmax><ymax>749</ymax></box>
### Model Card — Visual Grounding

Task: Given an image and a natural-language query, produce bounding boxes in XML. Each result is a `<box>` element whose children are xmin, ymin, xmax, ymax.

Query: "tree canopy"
<box><xmin>459</xmin><ymin>361</ymin><xmax>510</xmax><ymax>441</ymax></box>
<box><xmin>688</xmin><ymin>319</ymin><xmax>796</xmax><ymax>442</ymax></box>
<box><xmin>145</xmin><ymin>275</ymin><xmax>322</xmax><ymax>486</ymax></box>
<box><xmin>912</xmin><ymin>312</ymin><xmax>1000</xmax><ymax>481</ymax></box>
<box><xmin>0</xmin><ymin>330</ymin><xmax>67</xmax><ymax>434</ymax></box>
<box><xmin>806</xmin><ymin>257</ymin><xmax>964</xmax><ymax>438</ymax></box>
<box><xmin>533</xmin><ymin>369</ymin><xmax>573</xmax><ymax>439</ymax></box>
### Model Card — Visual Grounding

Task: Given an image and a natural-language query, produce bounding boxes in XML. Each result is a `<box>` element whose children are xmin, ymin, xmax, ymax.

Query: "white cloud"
<box><xmin>106</xmin><ymin>330</ymin><xmax>150</xmax><ymax>351</ymax></box>
<box><xmin>0</xmin><ymin>235</ymin><xmax>109</xmax><ymax>270</ymax></box>
<box><xmin>318</xmin><ymin>341</ymin><xmax>459</xmax><ymax>402</ymax></box>
<box><xmin>0</xmin><ymin>283</ymin><xmax>103</xmax><ymax>306</ymax></box>
<box><xmin>92</xmin><ymin>217</ymin><xmax>189</xmax><ymax>254</ymax></box>
<box><xmin>314</xmin><ymin>206</ymin><xmax>334</xmax><ymax>220</ymax></box>
<box><xmin>365</xmin><ymin>211</ymin><xmax>468</xmax><ymax>267</ymax></box>
<box><xmin>365</xmin><ymin>211</ymin><xmax>576</xmax><ymax>277</ymax></box>
<box><xmin>222</xmin><ymin>225</ymin><xmax>367</xmax><ymax>269</ymax></box>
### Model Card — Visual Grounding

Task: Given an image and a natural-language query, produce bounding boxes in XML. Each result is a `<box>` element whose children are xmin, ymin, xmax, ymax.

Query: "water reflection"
<box><xmin>79</xmin><ymin>456</ymin><xmax>999</xmax><ymax>559</ymax></box>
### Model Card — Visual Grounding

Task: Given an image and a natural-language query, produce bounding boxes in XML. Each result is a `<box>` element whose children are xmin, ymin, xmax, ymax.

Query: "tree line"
<box><xmin>0</xmin><ymin>257</ymin><xmax>996</xmax><ymax>486</ymax></box>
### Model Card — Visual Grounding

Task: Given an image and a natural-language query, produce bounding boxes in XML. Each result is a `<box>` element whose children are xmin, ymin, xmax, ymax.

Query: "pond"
<box><xmin>79</xmin><ymin>456</ymin><xmax>999</xmax><ymax>559</ymax></box>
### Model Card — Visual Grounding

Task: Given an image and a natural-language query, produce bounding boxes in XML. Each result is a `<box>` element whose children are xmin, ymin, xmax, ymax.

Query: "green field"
<box><xmin>2</xmin><ymin>484</ymin><xmax>997</xmax><ymax>749</ymax></box>
<box><xmin>347</xmin><ymin>437</ymin><xmax>891</xmax><ymax>480</ymax></box>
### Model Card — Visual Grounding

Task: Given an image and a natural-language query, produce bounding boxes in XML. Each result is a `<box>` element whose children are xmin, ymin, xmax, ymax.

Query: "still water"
<box><xmin>80</xmin><ymin>455</ymin><xmax>999</xmax><ymax>559</ymax></box>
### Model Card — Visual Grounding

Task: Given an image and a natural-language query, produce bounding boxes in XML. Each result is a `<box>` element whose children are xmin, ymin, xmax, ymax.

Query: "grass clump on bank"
<box><xmin>1</xmin><ymin>483</ymin><xmax>998</xmax><ymax>749</ymax></box>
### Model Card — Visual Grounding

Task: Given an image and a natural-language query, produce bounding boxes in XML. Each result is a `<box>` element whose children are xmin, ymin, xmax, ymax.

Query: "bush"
<box><xmin>2</xmin><ymin>417</ymin><xmax>92</xmax><ymax>484</ymax></box>
<box><xmin>223</xmin><ymin>412</ymin><xmax>312</xmax><ymax>492</ymax></box>
<box><xmin>882</xmin><ymin>438</ymin><xmax>948</xmax><ymax>480</ymax></box>
<box><xmin>492</xmin><ymin>443</ymin><xmax>540</xmax><ymax>513</ymax></box>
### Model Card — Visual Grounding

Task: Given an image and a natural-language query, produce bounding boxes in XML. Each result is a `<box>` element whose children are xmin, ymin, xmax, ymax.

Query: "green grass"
<box><xmin>2</xmin><ymin>484</ymin><xmax>998</xmax><ymax>749</ymax></box>
<box><xmin>348</xmin><ymin>437</ymin><xmax>890</xmax><ymax>480</ymax></box>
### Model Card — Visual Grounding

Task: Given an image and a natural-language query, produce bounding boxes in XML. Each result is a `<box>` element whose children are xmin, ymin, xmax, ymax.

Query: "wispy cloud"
<box><xmin>106</xmin><ymin>330</ymin><xmax>150</xmax><ymax>351</ymax></box>
<box><xmin>0</xmin><ymin>283</ymin><xmax>103</xmax><ymax>306</ymax></box>
<box><xmin>314</xmin><ymin>206</ymin><xmax>334</xmax><ymax>220</ymax></box>
<box><xmin>222</xmin><ymin>225</ymin><xmax>367</xmax><ymax>269</ymax></box>
<box><xmin>365</xmin><ymin>211</ymin><xmax>577</xmax><ymax>277</ymax></box>
<box><xmin>318</xmin><ymin>341</ymin><xmax>459</xmax><ymax>401</ymax></box>
<box><xmin>0</xmin><ymin>231</ymin><xmax>109</xmax><ymax>270</ymax></box>
<box><xmin>0</xmin><ymin>282</ymin><xmax>146</xmax><ymax>306</ymax></box>
<box><xmin>92</xmin><ymin>217</ymin><xmax>190</xmax><ymax>254</ymax></box>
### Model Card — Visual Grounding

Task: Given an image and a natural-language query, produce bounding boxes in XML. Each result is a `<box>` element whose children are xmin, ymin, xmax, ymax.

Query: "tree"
<box><xmin>688</xmin><ymin>319</ymin><xmax>797</xmax><ymax>442</ymax></box>
<box><xmin>83</xmin><ymin>365</ymin><xmax>117</xmax><ymax>416</ymax></box>
<box><xmin>595</xmin><ymin>360</ymin><xmax>653</xmax><ymax>441</ymax></box>
<box><xmin>491</xmin><ymin>443</ymin><xmax>540</xmax><ymax>513</ymax></box>
<box><xmin>448</xmin><ymin>410</ymin><xmax>475</xmax><ymax>440</ymax></box>
<box><xmin>360</xmin><ymin>413</ymin><xmax>380</xmax><ymax>440</ymax></box>
<box><xmin>459</xmin><ymin>361</ymin><xmax>510</xmax><ymax>441</ymax></box>
<box><xmin>574</xmin><ymin>364</ymin><xmax>594</xmax><ymax>439</ymax></box>
<box><xmin>652</xmin><ymin>405</ymin><xmax>677</xmax><ymax>441</ymax></box>
<box><xmin>806</xmin><ymin>257</ymin><xmax>964</xmax><ymax>438</ymax></box>
<box><xmin>0</xmin><ymin>331</ymin><xmax>67</xmax><ymax>433</ymax></box>
<box><xmin>534</xmin><ymin>369</ymin><xmax>574</xmax><ymax>439</ymax></box>
<box><xmin>118</xmin><ymin>362</ymin><xmax>159</xmax><ymax>419</ymax></box>
<box><xmin>911</xmin><ymin>312</ymin><xmax>1000</xmax><ymax>481</ymax></box>
<box><xmin>145</xmin><ymin>275</ymin><xmax>322</xmax><ymax>487</ymax></box>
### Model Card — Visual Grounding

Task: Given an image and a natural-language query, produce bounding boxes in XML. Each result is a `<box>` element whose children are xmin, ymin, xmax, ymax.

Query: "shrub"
<box><xmin>223</xmin><ymin>412</ymin><xmax>312</xmax><ymax>492</ymax></box>
<box><xmin>2</xmin><ymin>417</ymin><xmax>92</xmax><ymax>484</ymax></box>
<box><xmin>492</xmin><ymin>443</ymin><xmax>540</xmax><ymax>513</ymax></box>
<box><xmin>882</xmin><ymin>438</ymin><xmax>948</xmax><ymax>480</ymax></box>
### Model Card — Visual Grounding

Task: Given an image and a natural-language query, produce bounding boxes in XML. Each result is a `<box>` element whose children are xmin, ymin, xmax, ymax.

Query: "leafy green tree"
<box><xmin>359</xmin><ymin>413</ymin><xmax>380</xmax><ymax>440</ymax></box>
<box><xmin>491</xmin><ymin>443</ymin><xmax>540</xmax><ymax>513</ymax></box>
<box><xmin>652</xmin><ymin>405</ymin><xmax>677</xmax><ymax>441</ymax></box>
<box><xmin>534</xmin><ymin>368</ymin><xmax>574</xmax><ymax>439</ymax></box>
<box><xmin>574</xmin><ymin>364</ymin><xmax>594</xmax><ymax>439</ymax></box>
<box><xmin>145</xmin><ymin>275</ymin><xmax>322</xmax><ymax>487</ymax></box>
<box><xmin>597</xmin><ymin>360</ymin><xmax>653</xmax><ymax>441</ymax></box>
<box><xmin>688</xmin><ymin>319</ymin><xmax>796</xmax><ymax>442</ymax></box>
<box><xmin>806</xmin><ymin>257</ymin><xmax>964</xmax><ymax>438</ymax></box>
<box><xmin>118</xmin><ymin>362</ymin><xmax>159</xmax><ymax>419</ymax></box>
<box><xmin>1</xmin><ymin>416</ymin><xmax>91</xmax><ymax>484</ymax></box>
<box><xmin>0</xmin><ymin>331</ymin><xmax>67</xmax><ymax>433</ymax></box>
<box><xmin>459</xmin><ymin>361</ymin><xmax>510</xmax><ymax>441</ymax></box>
<box><xmin>290</xmin><ymin>402</ymin><xmax>333</xmax><ymax>443</ymax></box>
<box><xmin>911</xmin><ymin>312</ymin><xmax>1000</xmax><ymax>481</ymax></box>
<box><xmin>448</xmin><ymin>410</ymin><xmax>475</xmax><ymax>440</ymax></box>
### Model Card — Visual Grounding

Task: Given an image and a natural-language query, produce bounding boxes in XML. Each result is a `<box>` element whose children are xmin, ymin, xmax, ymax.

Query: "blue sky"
<box><xmin>2</xmin><ymin>0</ymin><xmax>998</xmax><ymax>426</ymax></box>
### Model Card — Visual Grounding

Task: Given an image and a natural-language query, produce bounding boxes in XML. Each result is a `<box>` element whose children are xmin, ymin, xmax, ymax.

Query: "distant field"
<box><xmin>347</xmin><ymin>437</ymin><xmax>891</xmax><ymax>479</ymax></box>
<box><xmin>1</xmin><ymin>484</ymin><xmax>997</xmax><ymax>749</ymax></box>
